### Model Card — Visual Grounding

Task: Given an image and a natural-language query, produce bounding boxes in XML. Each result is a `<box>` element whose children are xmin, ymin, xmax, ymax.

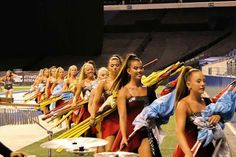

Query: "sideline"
<box><xmin>0</xmin><ymin>90</ymin><xmax>29</xmax><ymax>96</ymax></box>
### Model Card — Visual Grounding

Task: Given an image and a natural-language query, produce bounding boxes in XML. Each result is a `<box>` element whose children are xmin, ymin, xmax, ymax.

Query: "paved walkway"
<box><xmin>0</xmin><ymin>92</ymin><xmax>66</xmax><ymax>151</ymax></box>
<box><xmin>0</xmin><ymin>116</ymin><xmax>66</xmax><ymax>151</ymax></box>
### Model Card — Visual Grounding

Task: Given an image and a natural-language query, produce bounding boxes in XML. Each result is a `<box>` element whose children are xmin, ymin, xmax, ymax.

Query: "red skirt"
<box><xmin>111</xmin><ymin>128</ymin><xmax>148</xmax><ymax>152</ymax></box>
<box><xmin>172</xmin><ymin>129</ymin><xmax>214</xmax><ymax>157</ymax></box>
<box><xmin>101</xmin><ymin>110</ymin><xmax>119</xmax><ymax>139</ymax></box>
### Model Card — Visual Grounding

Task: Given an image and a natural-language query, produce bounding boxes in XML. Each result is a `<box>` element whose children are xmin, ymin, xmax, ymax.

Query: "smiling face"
<box><xmin>58</xmin><ymin>68</ymin><xmax>64</xmax><ymax>78</ymax></box>
<box><xmin>127</xmin><ymin>60</ymin><xmax>144</xmax><ymax>80</ymax></box>
<box><xmin>84</xmin><ymin>64</ymin><xmax>95</xmax><ymax>78</ymax></box>
<box><xmin>69</xmin><ymin>66</ymin><xmax>78</xmax><ymax>77</ymax></box>
<box><xmin>50</xmin><ymin>68</ymin><xmax>57</xmax><ymax>77</ymax></box>
<box><xmin>43</xmin><ymin>69</ymin><xmax>50</xmax><ymax>78</ymax></box>
<box><xmin>186</xmin><ymin>71</ymin><xmax>206</xmax><ymax>95</ymax></box>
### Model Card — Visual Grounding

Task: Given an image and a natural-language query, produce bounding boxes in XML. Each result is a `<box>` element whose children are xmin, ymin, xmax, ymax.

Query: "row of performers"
<box><xmin>25</xmin><ymin>53</ymin><xmax>234</xmax><ymax>157</ymax></box>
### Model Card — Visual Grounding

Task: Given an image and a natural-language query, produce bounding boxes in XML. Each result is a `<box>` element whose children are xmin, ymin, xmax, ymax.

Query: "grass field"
<box><xmin>19</xmin><ymin>117</ymin><xmax>177</xmax><ymax>157</ymax></box>
<box><xmin>19</xmin><ymin>116</ymin><xmax>236</xmax><ymax>157</ymax></box>
<box><xmin>13</xmin><ymin>86</ymin><xmax>31</xmax><ymax>91</ymax></box>
<box><xmin>18</xmin><ymin>85</ymin><xmax>177</xmax><ymax>156</ymax></box>
<box><xmin>0</xmin><ymin>85</ymin><xmax>30</xmax><ymax>94</ymax></box>
<box><xmin>8</xmin><ymin>85</ymin><xmax>235</xmax><ymax>156</ymax></box>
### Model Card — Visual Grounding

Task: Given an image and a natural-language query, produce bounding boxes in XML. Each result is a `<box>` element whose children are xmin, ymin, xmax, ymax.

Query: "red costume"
<box><xmin>101</xmin><ymin>110</ymin><xmax>120</xmax><ymax>139</ymax></box>
<box><xmin>172</xmin><ymin>112</ymin><xmax>214</xmax><ymax>157</ymax></box>
<box><xmin>111</xmin><ymin>96</ymin><xmax>149</xmax><ymax>152</ymax></box>
<box><xmin>100</xmin><ymin>90</ymin><xmax>120</xmax><ymax>139</ymax></box>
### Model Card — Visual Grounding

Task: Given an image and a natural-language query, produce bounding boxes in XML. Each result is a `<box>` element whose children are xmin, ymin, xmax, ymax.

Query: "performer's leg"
<box><xmin>66</xmin><ymin>116</ymin><xmax>72</xmax><ymax>130</ymax></box>
<box><xmin>105</xmin><ymin>135</ymin><xmax>115</xmax><ymax>152</ymax></box>
<box><xmin>9</xmin><ymin>89</ymin><xmax>13</xmax><ymax>98</ymax></box>
<box><xmin>138</xmin><ymin>138</ymin><xmax>152</xmax><ymax>157</ymax></box>
<box><xmin>41</xmin><ymin>106</ymin><xmax>49</xmax><ymax>115</ymax></box>
<box><xmin>5</xmin><ymin>90</ymin><xmax>9</xmax><ymax>98</ymax></box>
<box><xmin>96</xmin><ymin>122</ymin><xmax>105</xmax><ymax>152</ymax></box>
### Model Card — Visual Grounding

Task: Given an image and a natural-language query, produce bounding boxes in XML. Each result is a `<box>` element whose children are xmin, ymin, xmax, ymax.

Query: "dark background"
<box><xmin>1</xmin><ymin>1</ymin><xmax>236</xmax><ymax>71</ymax></box>
<box><xmin>1</xmin><ymin>0</ymin><xmax>104</xmax><ymax>57</ymax></box>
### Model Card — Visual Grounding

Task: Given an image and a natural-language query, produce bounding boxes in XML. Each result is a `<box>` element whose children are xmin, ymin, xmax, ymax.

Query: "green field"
<box><xmin>19</xmin><ymin>116</ymin><xmax>236</xmax><ymax>157</ymax></box>
<box><xmin>14</xmin><ymin>86</ymin><xmax>31</xmax><ymax>91</ymax></box>
<box><xmin>19</xmin><ymin>117</ymin><xmax>177</xmax><ymax>157</ymax></box>
<box><xmin>0</xmin><ymin>86</ymin><xmax>30</xmax><ymax>94</ymax></box>
<box><xmin>10</xmin><ymin>85</ymin><xmax>236</xmax><ymax>157</ymax></box>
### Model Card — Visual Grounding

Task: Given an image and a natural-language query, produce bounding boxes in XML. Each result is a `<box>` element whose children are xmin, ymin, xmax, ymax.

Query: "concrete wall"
<box><xmin>202</xmin><ymin>60</ymin><xmax>228</xmax><ymax>75</ymax></box>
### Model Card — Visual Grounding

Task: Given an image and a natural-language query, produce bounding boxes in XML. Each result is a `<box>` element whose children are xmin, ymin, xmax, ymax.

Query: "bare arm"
<box><xmin>50</xmin><ymin>83</ymin><xmax>56</xmax><ymax>94</ymax></box>
<box><xmin>88</xmin><ymin>89</ymin><xmax>95</xmax><ymax>115</ymax></box>
<box><xmin>51</xmin><ymin>79</ymin><xmax>58</xmax><ymax>94</ymax></box>
<box><xmin>50</xmin><ymin>80</ymin><xmax>58</xmax><ymax>96</ymax></box>
<box><xmin>90</xmin><ymin>81</ymin><xmax>105</xmax><ymax>118</ymax></box>
<box><xmin>31</xmin><ymin>76</ymin><xmax>41</xmax><ymax>90</ymax></box>
<box><xmin>62</xmin><ymin>79</ymin><xmax>75</xmax><ymax>93</ymax></box>
<box><xmin>62</xmin><ymin>79</ymin><xmax>69</xmax><ymax>92</ymax></box>
<box><xmin>72</xmin><ymin>81</ymin><xmax>83</xmax><ymax>104</ymax></box>
<box><xmin>175</xmin><ymin>101</ymin><xmax>193</xmax><ymax>157</ymax></box>
<box><xmin>11</xmin><ymin>73</ymin><xmax>18</xmax><ymax>77</ymax></box>
<box><xmin>0</xmin><ymin>76</ymin><xmax>4</xmax><ymax>84</ymax></box>
<box><xmin>45</xmin><ymin>78</ymin><xmax>50</xmax><ymax>97</ymax></box>
<box><xmin>32</xmin><ymin>79</ymin><xmax>38</xmax><ymax>88</ymax></box>
<box><xmin>117</xmin><ymin>87</ymin><xmax>128</xmax><ymax>149</ymax></box>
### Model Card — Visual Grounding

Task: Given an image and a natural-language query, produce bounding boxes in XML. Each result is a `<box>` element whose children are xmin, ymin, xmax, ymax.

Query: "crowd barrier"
<box><xmin>205</xmin><ymin>75</ymin><xmax>236</xmax><ymax>87</ymax></box>
<box><xmin>0</xmin><ymin>71</ymin><xmax>38</xmax><ymax>86</ymax></box>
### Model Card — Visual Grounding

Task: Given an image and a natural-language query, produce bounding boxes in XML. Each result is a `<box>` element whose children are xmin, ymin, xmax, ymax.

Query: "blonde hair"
<box><xmin>56</xmin><ymin>67</ymin><xmax>64</xmax><ymax>79</ymax></box>
<box><xmin>78</xmin><ymin>62</ymin><xmax>95</xmax><ymax>82</ymax></box>
<box><xmin>67</xmin><ymin>65</ymin><xmax>78</xmax><ymax>78</ymax></box>
<box><xmin>97</xmin><ymin>67</ymin><xmax>109</xmax><ymax>80</ymax></box>
<box><xmin>6</xmin><ymin>70</ymin><xmax>13</xmax><ymax>76</ymax></box>
<box><xmin>42</xmin><ymin>68</ymin><xmax>49</xmax><ymax>78</ymax></box>
<box><xmin>49</xmin><ymin>66</ymin><xmax>57</xmax><ymax>77</ymax></box>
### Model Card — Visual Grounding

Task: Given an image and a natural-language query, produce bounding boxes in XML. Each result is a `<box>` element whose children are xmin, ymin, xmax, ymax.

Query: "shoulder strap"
<box><xmin>125</xmin><ymin>86</ymin><xmax>133</xmax><ymax>96</ymax></box>
<box><xmin>182</xmin><ymin>99</ymin><xmax>193</xmax><ymax>114</ymax></box>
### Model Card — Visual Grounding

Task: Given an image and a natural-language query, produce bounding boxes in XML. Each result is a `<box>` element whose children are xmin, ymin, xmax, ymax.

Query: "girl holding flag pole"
<box><xmin>173</xmin><ymin>66</ymin><xmax>221</xmax><ymax>157</ymax></box>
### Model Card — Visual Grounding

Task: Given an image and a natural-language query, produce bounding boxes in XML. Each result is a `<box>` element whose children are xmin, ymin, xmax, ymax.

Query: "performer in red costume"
<box><xmin>111</xmin><ymin>54</ymin><xmax>161</xmax><ymax>157</ymax></box>
<box><xmin>72</xmin><ymin>62</ymin><xmax>97</xmax><ymax>126</ymax></box>
<box><xmin>173</xmin><ymin>66</ymin><xmax>221</xmax><ymax>157</ymax></box>
<box><xmin>90</xmin><ymin>54</ymin><xmax>122</xmax><ymax>151</ymax></box>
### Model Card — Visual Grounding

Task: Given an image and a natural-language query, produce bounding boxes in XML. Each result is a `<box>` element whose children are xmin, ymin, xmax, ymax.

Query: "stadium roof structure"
<box><xmin>1</xmin><ymin>1</ymin><xmax>236</xmax><ymax>70</ymax></box>
<box><xmin>104</xmin><ymin>0</ymin><xmax>236</xmax><ymax>11</ymax></box>
<box><xmin>201</xmin><ymin>31</ymin><xmax>236</xmax><ymax>58</ymax></box>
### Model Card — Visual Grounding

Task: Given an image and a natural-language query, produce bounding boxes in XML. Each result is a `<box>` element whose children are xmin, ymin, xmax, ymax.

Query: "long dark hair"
<box><xmin>175</xmin><ymin>66</ymin><xmax>200</xmax><ymax>108</ymax></box>
<box><xmin>110</xmin><ymin>53</ymin><xmax>142</xmax><ymax>94</ymax></box>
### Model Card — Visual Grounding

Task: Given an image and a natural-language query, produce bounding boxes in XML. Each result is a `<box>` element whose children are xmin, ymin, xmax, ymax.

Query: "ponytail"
<box><xmin>175</xmin><ymin>66</ymin><xmax>200</xmax><ymax>108</ymax></box>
